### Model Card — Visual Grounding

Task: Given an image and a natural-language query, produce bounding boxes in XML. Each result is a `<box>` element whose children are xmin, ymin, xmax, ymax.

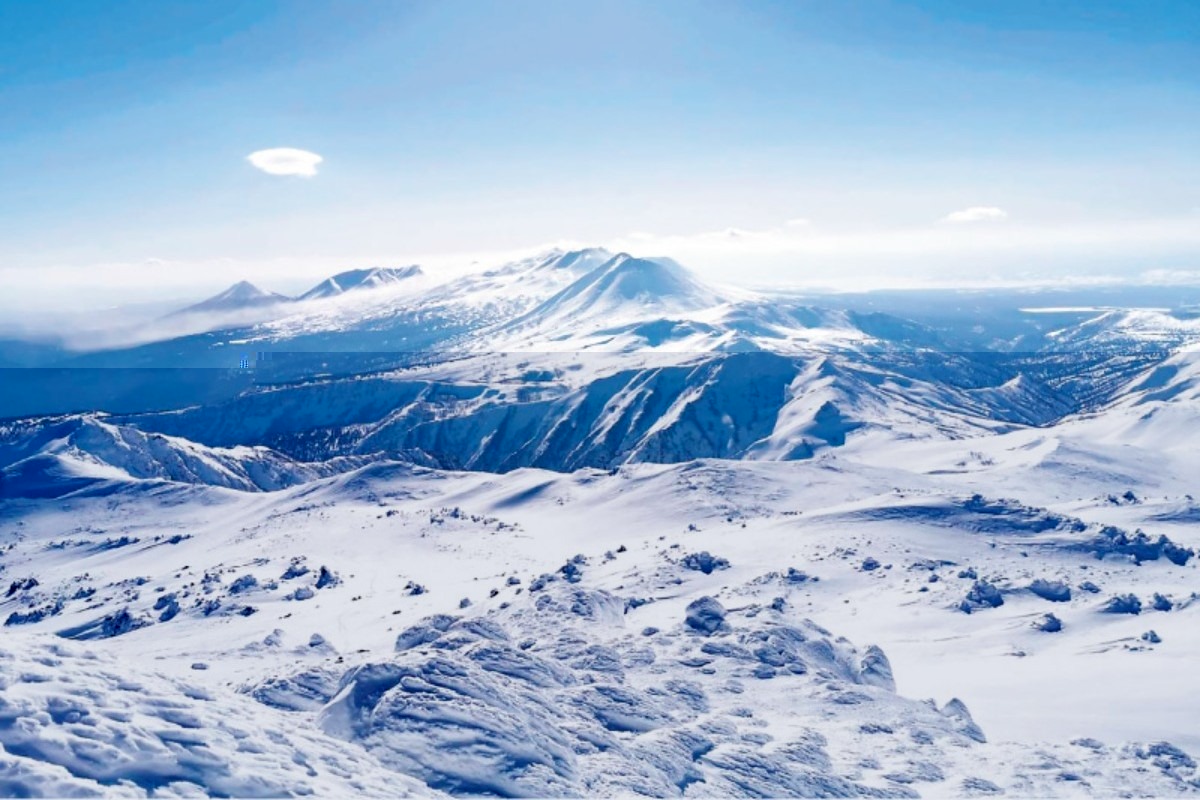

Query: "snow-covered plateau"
<box><xmin>2</xmin><ymin>249</ymin><xmax>1200</xmax><ymax>797</ymax></box>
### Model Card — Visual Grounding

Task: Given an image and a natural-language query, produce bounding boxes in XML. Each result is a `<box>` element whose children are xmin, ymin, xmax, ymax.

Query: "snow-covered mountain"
<box><xmin>173</xmin><ymin>267</ymin><xmax>427</xmax><ymax>314</ymax></box>
<box><xmin>0</xmin><ymin>415</ymin><xmax>372</xmax><ymax>497</ymax></box>
<box><xmin>504</xmin><ymin>252</ymin><xmax>723</xmax><ymax>329</ymax></box>
<box><xmin>1045</xmin><ymin>307</ymin><xmax>1200</xmax><ymax>349</ymax></box>
<box><xmin>44</xmin><ymin>248</ymin><xmax>1191</xmax><ymax>378</ymax></box>
<box><xmin>172</xmin><ymin>280</ymin><xmax>291</xmax><ymax>316</ymax></box>
<box><xmin>297</xmin><ymin>265</ymin><xmax>425</xmax><ymax>301</ymax></box>
<box><xmin>2</xmin><ymin>248</ymin><xmax>1183</xmax><ymax>460</ymax></box>
<box><xmin>1056</xmin><ymin>344</ymin><xmax>1200</xmax><ymax>452</ymax></box>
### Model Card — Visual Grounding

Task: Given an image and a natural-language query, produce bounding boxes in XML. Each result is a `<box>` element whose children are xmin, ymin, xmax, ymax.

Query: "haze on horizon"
<box><xmin>1</xmin><ymin>0</ymin><xmax>1197</xmax><ymax>315</ymax></box>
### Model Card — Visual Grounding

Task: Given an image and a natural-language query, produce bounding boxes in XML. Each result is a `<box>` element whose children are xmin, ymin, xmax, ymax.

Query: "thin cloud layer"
<box><xmin>247</xmin><ymin>148</ymin><xmax>323</xmax><ymax>177</ymax></box>
<box><xmin>603</xmin><ymin>213</ymin><xmax>1200</xmax><ymax>288</ymax></box>
<box><xmin>941</xmin><ymin>206</ymin><xmax>1008</xmax><ymax>224</ymax></box>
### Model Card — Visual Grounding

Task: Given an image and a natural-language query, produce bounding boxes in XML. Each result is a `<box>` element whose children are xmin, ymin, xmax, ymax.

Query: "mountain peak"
<box><xmin>221</xmin><ymin>281</ymin><xmax>275</xmax><ymax>301</ymax></box>
<box><xmin>505</xmin><ymin>252</ymin><xmax>723</xmax><ymax>337</ymax></box>
<box><xmin>173</xmin><ymin>281</ymin><xmax>288</xmax><ymax>316</ymax></box>
<box><xmin>584</xmin><ymin>253</ymin><xmax>706</xmax><ymax>302</ymax></box>
<box><xmin>299</xmin><ymin>265</ymin><xmax>424</xmax><ymax>301</ymax></box>
<box><xmin>533</xmin><ymin>247</ymin><xmax>615</xmax><ymax>273</ymax></box>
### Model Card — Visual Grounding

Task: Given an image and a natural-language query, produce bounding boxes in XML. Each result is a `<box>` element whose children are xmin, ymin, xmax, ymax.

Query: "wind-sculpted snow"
<box><xmin>0</xmin><ymin>635</ymin><xmax>432</xmax><ymax>798</ymax></box>
<box><xmin>837</xmin><ymin>492</ymin><xmax>1195</xmax><ymax>567</ymax></box>
<box><xmin>301</xmin><ymin>582</ymin><xmax>1200</xmax><ymax>797</ymax></box>
<box><xmin>320</xmin><ymin>583</ymin><xmax>917</xmax><ymax>796</ymax></box>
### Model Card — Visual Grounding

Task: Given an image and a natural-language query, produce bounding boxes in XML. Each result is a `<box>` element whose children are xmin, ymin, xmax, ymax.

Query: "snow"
<box><xmin>297</xmin><ymin>266</ymin><xmax>425</xmax><ymax>301</ymax></box>
<box><xmin>2</xmin><ymin>247</ymin><xmax>1200</xmax><ymax>797</ymax></box>
<box><xmin>3</xmin><ymin>445</ymin><xmax>1200</xmax><ymax>796</ymax></box>
<box><xmin>170</xmin><ymin>281</ymin><xmax>291</xmax><ymax>318</ymax></box>
<box><xmin>0</xmin><ymin>416</ymin><xmax>373</xmax><ymax>497</ymax></box>
<box><xmin>0</xmin><ymin>636</ymin><xmax>432</xmax><ymax>797</ymax></box>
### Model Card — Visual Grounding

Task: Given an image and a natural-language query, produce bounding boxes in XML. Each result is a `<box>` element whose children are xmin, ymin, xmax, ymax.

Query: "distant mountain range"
<box><xmin>2</xmin><ymin>247</ymin><xmax>1200</xmax><ymax>480</ymax></box>
<box><xmin>296</xmin><ymin>266</ymin><xmax>425</xmax><ymax>301</ymax></box>
<box><xmin>174</xmin><ymin>266</ymin><xmax>426</xmax><ymax>315</ymax></box>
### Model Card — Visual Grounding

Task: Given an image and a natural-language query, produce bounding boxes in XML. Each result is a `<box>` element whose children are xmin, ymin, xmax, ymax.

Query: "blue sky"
<box><xmin>1</xmin><ymin>0</ymin><xmax>1198</xmax><ymax>308</ymax></box>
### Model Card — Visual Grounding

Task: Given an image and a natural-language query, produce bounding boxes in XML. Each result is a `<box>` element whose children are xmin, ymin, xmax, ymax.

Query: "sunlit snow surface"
<box><xmin>3</xmin><ymin>249</ymin><xmax>1200</xmax><ymax>796</ymax></box>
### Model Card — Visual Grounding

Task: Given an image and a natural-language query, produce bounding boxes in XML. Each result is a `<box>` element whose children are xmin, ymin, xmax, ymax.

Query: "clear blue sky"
<box><xmin>1</xmin><ymin>0</ymin><xmax>1198</xmax><ymax>307</ymax></box>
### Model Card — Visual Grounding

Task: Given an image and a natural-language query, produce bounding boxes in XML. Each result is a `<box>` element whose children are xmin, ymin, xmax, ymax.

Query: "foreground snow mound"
<box><xmin>0</xmin><ymin>635</ymin><xmax>432</xmax><ymax>798</ymax></box>
<box><xmin>302</xmin><ymin>583</ymin><xmax>1199</xmax><ymax>798</ymax></box>
<box><xmin>318</xmin><ymin>585</ymin><xmax>913</xmax><ymax>797</ymax></box>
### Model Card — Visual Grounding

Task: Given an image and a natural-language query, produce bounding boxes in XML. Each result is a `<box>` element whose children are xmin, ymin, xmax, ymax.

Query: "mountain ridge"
<box><xmin>297</xmin><ymin>265</ymin><xmax>425</xmax><ymax>301</ymax></box>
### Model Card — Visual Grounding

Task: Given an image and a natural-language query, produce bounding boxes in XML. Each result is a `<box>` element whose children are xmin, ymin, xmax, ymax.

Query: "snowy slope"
<box><xmin>493</xmin><ymin>252</ymin><xmax>723</xmax><ymax>336</ymax></box>
<box><xmin>88</xmin><ymin>350</ymin><xmax>1052</xmax><ymax>472</ymax></box>
<box><xmin>2</xmin><ymin>453</ymin><xmax>1199</xmax><ymax>796</ymax></box>
<box><xmin>1053</xmin><ymin>344</ymin><xmax>1200</xmax><ymax>452</ymax></box>
<box><xmin>4</xmin><ymin>249</ymin><xmax>1200</xmax><ymax>797</ymax></box>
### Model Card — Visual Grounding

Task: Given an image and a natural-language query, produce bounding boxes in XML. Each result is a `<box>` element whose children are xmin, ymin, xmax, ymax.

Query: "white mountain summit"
<box><xmin>297</xmin><ymin>266</ymin><xmax>425</xmax><ymax>301</ymax></box>
<box><xmin>172</xmin><ymin>280</ymin><xmax>290</xmax><ymax>316</ymax></box>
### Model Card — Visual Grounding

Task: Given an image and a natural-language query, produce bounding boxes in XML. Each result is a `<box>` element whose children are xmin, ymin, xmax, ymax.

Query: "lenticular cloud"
<box><xmin>247</xmin><ymin>147</ymin><xmax>323</xmax><ymax>177</ymax></box>
<box><xmin>941</xmin><ymin>206</ymin><xmax>1008</xmax><ymax>224</ymax></box>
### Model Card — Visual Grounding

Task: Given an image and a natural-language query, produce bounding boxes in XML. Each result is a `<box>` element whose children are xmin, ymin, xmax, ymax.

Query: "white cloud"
<box><xmin>246</xmin><ymin>148</ymin><xmax>323</xmax><ymax>177</ymax></box>
<box><xmin>940</xmin><ymin>206</ymin><xmax>1008</xmax><ymax>224</ymax></box>
<box><xmin>784</xmin><ymin>217</ymin><xmax>811</xmax><ymax>228</ymax></box>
